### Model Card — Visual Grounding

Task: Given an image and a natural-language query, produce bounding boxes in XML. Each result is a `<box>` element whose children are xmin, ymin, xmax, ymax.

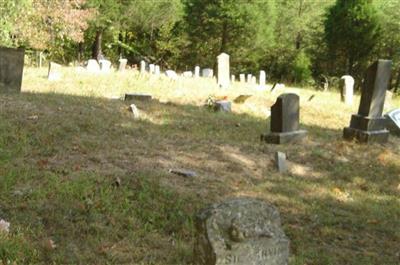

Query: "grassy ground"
<box><xmin>0</xmin><ymin>67</ymin><xmax>399</xmax><ymax>264</ymax></box>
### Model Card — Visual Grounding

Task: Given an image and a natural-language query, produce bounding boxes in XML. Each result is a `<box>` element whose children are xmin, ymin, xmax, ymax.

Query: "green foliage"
<box><xmin>324</xmin><ymin>0</ymin><xmax>381</xmax><ymax>75</ymax></box>
<box><xmin>292</xmin><ymin>51</ymin><xmax>312</xmax><ymax>84</ymax></box>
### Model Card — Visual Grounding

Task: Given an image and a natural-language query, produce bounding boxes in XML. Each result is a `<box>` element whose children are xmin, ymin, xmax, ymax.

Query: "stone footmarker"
<box><xmin>275</xmin><ymin>152</ymin><xmax>287</xmax><ymax>173</ymax></box>
<box><xmin>194</xmin><ymin>197</ymin><xmax>289</xmax><ymax>265</ymax></box>
<box><xmin>214</xmin><ymin>100</ymin><xmax>231</xmax><ymax>112</ymax></box>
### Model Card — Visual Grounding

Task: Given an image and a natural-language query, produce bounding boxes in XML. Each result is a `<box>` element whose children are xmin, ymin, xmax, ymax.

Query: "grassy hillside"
<box><xmin>0</xmin><ymin>67</ymin><xmax>399</xmax><ymax>264</ymax></box>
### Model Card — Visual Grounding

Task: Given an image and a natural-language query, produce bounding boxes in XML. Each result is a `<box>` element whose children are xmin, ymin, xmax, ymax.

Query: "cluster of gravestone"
<box><xmin>2</xmin><ymin>46</ymin><xmax>400</xmax><ymax>265</ymax></box>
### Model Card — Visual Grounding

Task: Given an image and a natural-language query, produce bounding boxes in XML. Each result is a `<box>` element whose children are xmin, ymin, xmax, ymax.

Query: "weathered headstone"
<box><xmin>154</xmin><ymin>65</ymin><xmax>161</xmax><ymax>76</ymax></box>
<box><xmin>343</xmin><ymin>60</ymin><xmax>392</xmax><ymax>143</ymax></box>
<box><xmin>149</xmin><ymin>64</ymin><xmax>155</xmax><ymax>74</ymax></box>
<box><xmin>183</xmin><ymin>71</ymin><xmax>193</xmax><ymax>78</ymax></box>
<box><xmin>165</xmin><ymin>70</ymin><xmax>178</xmax><ymax>80</ymax></box>
<box><xmin>99</xmin><ymin>59</ymin><xmax>111</xmax><ymax>73</ymax></box>
<box><xmin>251</xmin><ymin>76</ymin><xmax>257</xmax><ymax>85</ymax></box>
<box><xmin>48</xmin><ymin>62</ymin><xmax>62</xmax><ymax>81</ymax></box>
<box><xmin>259</xmin><ymin>71</ymin><xmax>266</xmax><ymax>89</ymax></box>
<box><xmin>340</xmin><ymin>75</ymin><xmax>354</xmax><ymax>105</ymax></box>
<box><xmin>231</xmin><ymin>75</ymin><xmax>235</xmax><ymax>83</ymax></box>
<box><xmin>247</xmin><ymin>74</ymin><xmax>252</xmax><ymax>83</ymax></box>
<box><xmin>87</xmin><ymin>59</ymin><xmax>100</xmax><ymax>73</ymax></box>
<box><xmin>194</xmin><ymin>197</ymin><xmax>289</xmax><ymax>265</ymax></box>
<box><xmin>214</xmin><ymin>100</ymin><xmax>231</xmax><ymax>112</ymax></box>
<box><xmin>385</xmin><ymin>109</ymin><xmax>400</xmax><ymax>135</ymax></box>
<box><xmin>118</xmin><ymin>58</ymin><xmax>128</xmax><ymax>72</ymax></box>
<box><xmin>202</xmin><ymin>68</ymin><xmax>214</xmax><ymax>78</ymax></box>
<box><xmin>140</xmin><ymin>60</ymin><xmax>146</xmax><ymax>74</ymax></box>
<box><xmin>239</xmin><ymin>74</ymin><xmax>245</xmax><ymax>83</ymax></box>
<box><xmin>0</xmin><ymin>47</ymin><xmax>25</xmax><ymax>93</ymax></box>
<box><xmin>275</xmin><ymin>152</ymin><xmax>287</xmax><ymax>173</ymax></box>
<box><xmin>124</xmin><ymin>93</ymin><xmax>152</xmax><ymax>101</ymax></box>
<box><xmin>195</xmin><ymin>66</ymin><xmax>200</xmax><ymax>77</ymax></box>
<box><xmin>261</xmin><ymin>93</ymin><xmax>307</xmax><ymax>144</ymax></box>
<box><xmin>217</xmin><ymin>53</ymin><xmax>230</xmax><ymax>88</ymax></box>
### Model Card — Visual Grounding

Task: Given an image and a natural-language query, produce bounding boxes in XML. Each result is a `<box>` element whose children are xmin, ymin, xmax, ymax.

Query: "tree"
<box><xmin>324</xmin><ymin>0</ymin><xmax>380</xmax><ymax>76</ymax></box>
<box><xmin>183</xmin><ymin>0</ymin><xmax>276</xmax><ymax>73</ymax></box>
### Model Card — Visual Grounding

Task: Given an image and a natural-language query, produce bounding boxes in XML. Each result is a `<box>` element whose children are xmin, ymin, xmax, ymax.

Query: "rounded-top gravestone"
<box><xmin>194</xmin><ymin>197</ymin><xmax>289</xmax><ymax>265</ymax></box>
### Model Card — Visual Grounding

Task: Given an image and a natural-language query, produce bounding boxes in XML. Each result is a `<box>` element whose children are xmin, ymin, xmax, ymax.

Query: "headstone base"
<box><xmin>349</xmin><ymin>115</ymin><xmax>387</xmax><ymax>131</ymax></box>
<box><xmin>261</xmin><ymin>130</ymin><xmax>307</xmax><ymax>144</ymax></box>
<box><xmin>343</xmin><ymin>127</ymin><xmax>389</xmax><ymax>143</ymax></box>
<box><xmin>124</xmin><ymin>93</ymin><xmax>152</xmax><ymax>101</ymax></box>
<box><xmin>214</xmin><ymin>100</ymin><xmax>231</xmax><ymax>112</ymax></box>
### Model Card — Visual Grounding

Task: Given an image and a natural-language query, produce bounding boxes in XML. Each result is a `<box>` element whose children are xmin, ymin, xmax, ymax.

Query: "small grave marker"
<box><xmin>48</xmin><ymin>62</ymin><xmax>62</xmax><ymax>81</ymax></box>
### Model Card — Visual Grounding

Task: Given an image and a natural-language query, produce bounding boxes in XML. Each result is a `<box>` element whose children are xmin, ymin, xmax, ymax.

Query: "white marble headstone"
<box><xmin>217</xmin><ymin>53</ymin><xmax>230</xmax><ymax>88</ymax></box>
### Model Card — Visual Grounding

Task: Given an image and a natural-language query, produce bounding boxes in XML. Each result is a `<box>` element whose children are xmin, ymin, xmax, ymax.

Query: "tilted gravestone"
<box><xmin>217</xmin><ymin>53</ymin><xmax>230</xmax><ymax>88</ymax></box>
<box><xmin>194</xmin><ymin>197</ymin><xmax>289</xmax><ymax>265</ymax></box>
<box><xmin>385</xmin><ymin>108</ymin><xmax>400</xmax><ymax>136</ymax></box>
<box><xmin>340</xmin><ymin>75</ymin><xmax>354</xmax><ymax>105</ymax></box>
<box><xmin>48</xmin><ymin>62</ymin><xmax>62</xmax><ymax>81</ymax></box>
<box><xmin>343</xmin><ymin>60</ymin><xmax>392</xmax><ymax>143</ymax></box>
<box><xmin>0</xmin><ymin>46</ymin><xmax>25</xmax><ymax>93</ymax></box>
<box><xmin>261</xmin><ymin>93</ymin><xmax>307</xmax><ymax>144</ymax></box>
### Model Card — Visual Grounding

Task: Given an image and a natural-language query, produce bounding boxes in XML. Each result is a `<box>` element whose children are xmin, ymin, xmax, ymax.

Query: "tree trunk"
<box><xmin>118</xmin><ymin>32</ymin><xmax>123</xmax><ymax>58</ymax></box>
<box><xmin>92</xmin><ymin>30</ymin><xmax>103</xmax><ymax>60</ymax></box>
<box><xmin>219</xmin><ymin>21</ymin><xmax>228</xmax><ymax>53</ymax></box>
<box><xmin>394</xmin><ymin>68</ymin><xmax>400</xmax><ymax>93</ymax></box>
<box><xmin>78</xmin><ymin>42</ymin><xmax>84</xmax><ymax>63</ymax></box>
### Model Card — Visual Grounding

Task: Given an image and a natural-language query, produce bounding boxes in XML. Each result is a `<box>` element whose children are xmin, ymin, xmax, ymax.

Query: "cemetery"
<box><xmin>0</xmin><ymin>1</ymin><xmax>400</xmax><ymax>265</ymax></box>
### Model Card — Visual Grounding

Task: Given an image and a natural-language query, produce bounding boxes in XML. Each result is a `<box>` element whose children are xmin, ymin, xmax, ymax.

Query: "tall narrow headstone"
<box><xmin>340</xmin><ymin>75</ymin><xmax>354</xmax><ymax>105</ymax></box>
<box><xmin>239</xmin><ymin>74</ymin><xmax>245</xmax><ymax>83</ymax></box>
<box><xmin>261</xmin><ymin>93</ymin><xmax>307</xmax><ymax>144</ymax></box>
<box><xmin>154</xmin><ymin>65</ymin><xmax>160</xmax><ymax>76</ymax></box>
<box><xmin>194</xmin><ymin>197</ymin><xmax>290</xmax><ymax>265</ymax></box>
<box><xmin>231</xmin><ymin>75</ymin><xmax>235</xmax><ymax>83</ymax></box>
<box><xmin>48</xmin><ymin>62</ymin><xmax>62</xmax><ymax>81</ymax></box>
<box><xmin>217</xmin><ymin>53</ymin><xmax>230</xmax><ymax>88</ymax></box>
<box><xmin>247</xmin><ymin>74</ymin><xmax>252</xmax><ymax>83</ymax></box>
<box><xmin>140</xmin><ymin>60</ymin><xmax>146</xmax><ymax>74</ymax></box>
<box><xmin>259</xmin><ymin>71</ymin><xmax>266</xmax><ymax>89</ymax></box>
<box><xmin>149</xmin><ymin>64</ymin><xmax>155</xmax><ymax>74</ymax></box>
<box><xmin>118</xmin><ymin>58</ymin><xmax>127</xmax><ymax>72</ymax></box>
<box><xmin>195</xmin><ymin>66</ymin><xmax>200</xmax><ymax>77</ymax></box>
<box><xmin>343</xmin><ymin>60</ymin><xmax>392</xmax><ymax>143</ymax></box>
<box><xmin>0</xmin><ymin>47</ymin><xmax>25</xmax><ymax>93</ymax></box>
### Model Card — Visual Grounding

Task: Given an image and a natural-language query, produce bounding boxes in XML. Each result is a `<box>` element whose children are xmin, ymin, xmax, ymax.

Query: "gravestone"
<box><xmin>385</xmin><ymin>109</ymin><xmax>400</xmax><ymax>135</ymax></box>
<box><xmin>183</xmin><ymin>71</ymin><xmax>193</xmax><ymax>78</ymax></box>
<box><xmin>99</xmin><ymin>59</ymin><xmax>111</xmax><ymax>73</ymax></box>
<box><xmin>214</xmin><ymin>100</ymin><xmax>231</xmax><ymax>112</ymax></box>
<box><xmin>194</xmin><ymin>197</ymin><xmax>289</xmax><ymax>265</ymax></box>
<box><xmin>118</xmin><ymin>58</ymin><xmax>127</xmax><ymax>72</ymax></box>
<box><xmin>140</xmin><ymin>60</ymin><xmax>146</xmax><ymax>74</ymax></box>
<box><xmin>165</xmin><ymin>70</ymin><xmax>178</xmax><ymax>80</ymax></box>
<box><xmin>340</xmin><ymin>75</ymin><xmax>354</xmax><ymax>105</ymax></box>
<box><xmin>217</xmin><ymin>53</ymin><xmax>230</xmax><ymax>88</ymax></box>
<box><xmin>149</xmin><ymin>64</ymin><xmax>155</xmax><ymax>74</ymax></box>
<box><xmin>343</xmin><ymin>60</ymin><xmax>392</xmax><ymax>143</ymax></box>
<box><xmin>275</xmin><ymin>152</ymin><xmax>287</xmax><ymax>173</ymax></box>
<box><xmin>195</xmin><ymin>66</ymin><xmax>200</xmax><ymax>77</ymax></box>
<box><xmin>261</xmin><ymin>93</ymin><xmax>307</xmax><ymax>144</ymax></box>
<box><xmin>202</xmin><ymin>68</ymin><xmax>214</xmax><ymax>78</ymax></box>
<box><xmin>231</xmin><ymin>75</ymin><xmax>235</xmax><ymax>82</ymax></box>
<box><xmin>0</xmin><ymin>47</ymin><xmax>25</xmax><ymax>93</ymax></box>
<box><xmin>87</xmin><ymin>59</ymin><xmax>100</xmax><ymax>73</ymax></box>
<box><xmin>259</xmin><ymin>71</ymin><xmax>266</xmax><ymax>89</ymax></box>
<box><xmin>239</xmin><ymin>74</ymin><xmax>245</xmax><ymax>83</ymax></box>
<box><xmin>251</xmin><ymin>76</ymin><xmax>257</xmax><ymax>85</ymax></box>
<box><xmin>247</xmin><ymin>74</ymin><xmax>252</xmax><ymax>83</ymax></box>
<box><xmin>124</xmin><ymin>93</ymin><xmax>152</xmax><ymax>101</ymax></box>
<box><xmin>48</xmin><ymin>62</ymin><xmax>62</xmax><ymax>81</ymax></box>
<box><xmin>154</xmin><ymin>65</ymin><xmax>160</xmax><ymax>76</ymax></box>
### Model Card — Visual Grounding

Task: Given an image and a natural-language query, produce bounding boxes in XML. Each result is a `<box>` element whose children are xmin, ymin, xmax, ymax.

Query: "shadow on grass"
<box><xmin>0</xmin><ymin>92</ymin><xmax>399</xmax><ymax>265</ymax></box>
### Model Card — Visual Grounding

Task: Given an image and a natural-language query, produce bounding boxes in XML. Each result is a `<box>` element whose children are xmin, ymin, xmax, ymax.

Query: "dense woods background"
<box><xmin>1</xmin><ymin>0</ymin><xmax>399</xmax><ymax>89</ymax></box>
